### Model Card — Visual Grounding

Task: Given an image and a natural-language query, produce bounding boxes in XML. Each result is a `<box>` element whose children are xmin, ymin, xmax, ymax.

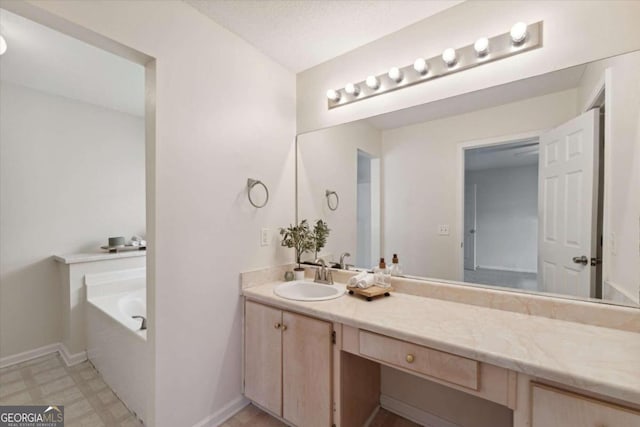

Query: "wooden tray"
<box><xmin>347</xmin><ymin>285</ymin><xmax>393</xmax><ymax>301</ymax></box>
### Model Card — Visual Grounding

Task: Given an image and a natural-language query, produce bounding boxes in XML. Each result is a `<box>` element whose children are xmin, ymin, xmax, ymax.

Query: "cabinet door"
<box><xmin>282</xmin><ymin>311</ymin><xmax>333</xmax><ymax>427</ymax></box>
<box><xmin>244</xmin><ymin>301</ymin><xmax>282</xmax><ymax>415</ymax></box>
<box><xmin>532</xmin><ymin>383</ymin><xmax>640</xmax><ymax>427</ymax></box>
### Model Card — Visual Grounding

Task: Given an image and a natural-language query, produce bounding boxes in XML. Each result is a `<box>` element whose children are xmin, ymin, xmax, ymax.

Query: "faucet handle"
<box><xmin>326</xmin><ymin>269</ymin><xmax>334</xmax><ymax>285</ymax></box>
<box><xmin>132</xmin><ymin>315</ymin><xmax>147</xmax><ymax>330</ymax></box>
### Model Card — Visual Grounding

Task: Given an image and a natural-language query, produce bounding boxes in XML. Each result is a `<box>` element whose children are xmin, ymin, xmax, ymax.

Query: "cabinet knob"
<box><xmin>281</xmin><ymin>325</ymin><xmax>288</xmax><ymax>331</ymax></box>
<box><xmin>406</xmin><ymin>354</ymin><xmax>415</xmax><ymax>363</ymax></box>
<box><xmin>274</xmin><ymin>323</ymin><xmax>281</xmax><ymax>329</ymax></box>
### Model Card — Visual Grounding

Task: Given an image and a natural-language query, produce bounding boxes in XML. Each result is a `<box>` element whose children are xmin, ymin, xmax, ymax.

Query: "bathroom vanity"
<box><xmin>241</xmin><ymin>44</ymin><xmax>640</xmax><ymax>427</ymax></box>
<box><xmin>241</xmin><ymin>268</ymin><xmax>640</xmax><ymax>427</ymax></box>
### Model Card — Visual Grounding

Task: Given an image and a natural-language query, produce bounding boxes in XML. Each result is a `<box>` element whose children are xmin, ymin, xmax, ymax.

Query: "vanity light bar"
<box><xmin>326</xmin><ymin>21</ymin><xmax>543</xmax><ymax>109</ymax></box>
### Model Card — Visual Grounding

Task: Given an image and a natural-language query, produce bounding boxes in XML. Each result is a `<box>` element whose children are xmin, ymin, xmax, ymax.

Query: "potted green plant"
<box><xmin>312</xmin><ymin>219</ymin><xmax>330</xmax><ymax>259</ymax></box>
<box><xmin>280</xmin><ymin>220</ymin><xmax>314</xmax><ymax>280</ymax></box>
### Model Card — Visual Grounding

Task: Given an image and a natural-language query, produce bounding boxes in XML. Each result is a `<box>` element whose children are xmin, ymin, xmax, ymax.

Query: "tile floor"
<box><xmin>465</xmin><ymin>267</ymin><xmax>538</xmax><ymax>292</ymax></box>
<box><xmin>221</xmin><ymin>403</ymin><xmax>420</xmax><ymax>427</ymax></box>
<box><xmin>0</xmin><ymin>353</ymin><xmax>141</xmax><ymax>427</ymax></box>
<box><xmin>1</xmin><ymin>354</ymin><xmax>419</xmax><ymax>427</ymax></box>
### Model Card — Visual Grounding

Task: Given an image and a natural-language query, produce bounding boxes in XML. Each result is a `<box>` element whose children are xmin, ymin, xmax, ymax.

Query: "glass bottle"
<box><xmin>374</xmin><ymin>257</ymin><xmax>391</xmax><ymax>288</ymax></box>
<box><xmin>390</xmin><ymin>253</ymin><xmax>403</xmax><ymax>277</ymax></box>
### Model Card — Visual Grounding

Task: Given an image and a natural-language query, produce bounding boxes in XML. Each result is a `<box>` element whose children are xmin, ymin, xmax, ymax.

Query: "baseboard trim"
<box><xmin>363</xmin><ymin>405</ymin><xmax>380</xmax><ymax>427</ymax></box>
<box><xmin>58</xmin><ymin>343</ymin><xmax>87</xmax><ymax>367</ymax></box>
<box><xmin>0</xmin><ymin>343</ymin><xmax>60</xmax><ymax>369</ymax></box>
<box><xmin>193</xmin><ymin>395</ymin><xmax>249</xmax><ymax>427</ymax></box>
<box><xmin>0</xmin><ymin>343</ymin><xmax>87</xmax><ymax>369</ymax></box>
<box><xmin>380</xmin><ymin>394</ymin><xmax>458</xmax><ymax>427</ymax></box>
<box><xmin>476</xmin><ymin>265</ymin><xmax>537</xmax><ymax>274</ymax></box>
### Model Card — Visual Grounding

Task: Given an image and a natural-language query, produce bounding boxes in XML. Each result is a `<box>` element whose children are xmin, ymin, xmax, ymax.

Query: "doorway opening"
<box><xmin>459</xmin><ymin>107</ymin><xmax>605</xmax><ymax>299</ymax></box>
<box><xmin>356</xmin><ymin>149</ymin><xmax>381</xmax><ymax>269</ymax></box>
<box><xmin>0</xmin><ymin>3</ymin><xmax>156</xmax><ymax>424</ymax></box>
<box><xmin>463</xmin><ymin>139</ymin><xmax>540</xmax><ymax>291</ymax></box>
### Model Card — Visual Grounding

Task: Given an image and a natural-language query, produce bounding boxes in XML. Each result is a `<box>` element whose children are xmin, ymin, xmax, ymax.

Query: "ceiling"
<box><xmin>0</xmin><ymin>8</ymin><xmax>144</xmax><ymax>117</ymax></box>
<box><xmin>184</xmin><ymin>0</ymin><xmax>464</xmax><ymax>73</ymax></box>
<box><xmin>465</xmin><ymin>139</ymin><xmax>539</xmax><ymax>171</ymax></box>
<box><xmin>366</xmin><ymin>63</ymin><xmax>587</xmax><ymax>130</ymax></box>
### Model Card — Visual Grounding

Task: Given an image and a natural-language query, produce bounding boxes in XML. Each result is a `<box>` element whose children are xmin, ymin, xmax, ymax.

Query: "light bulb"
<box><xmin>345</xmin><ymin>83</ymin><xmax>360</xmax><ymax>96</ymax></box>
<box><xmin>442</xmin><ymin>48</ymin><xmax>457</xmax><ymax>66</ymax></box>
<box><xmin>388</xmin><ymin>67</ymin><xmax>403</xmax><ymax>83</ymax></box>
<box><xmin>0</xmin><ymin>35</ymin><xmax>7</xmax><ymax>56</ymax></box>
<box><xmin>413</xmin><ymin>58</ymin><xmax>428</xmax><ymax>75</ymax></box>
<box><xmin>366</xmin><ymin>75</ymin><xmax>380</xmax><ymax>90</ymax></box>
<box><xmin>474</xmin><ymin>37</ymin><xmax>489</xmax><ymax>56</ymax></box>
<box><xmin>510</xmin><ymin>22</ymin><xmax>528</xmax><ymax>44</ymax></box>
<box><xmin>326</xmin><ymin>89</ymin><xmax>340</xmax><ymax>102</ymax></box>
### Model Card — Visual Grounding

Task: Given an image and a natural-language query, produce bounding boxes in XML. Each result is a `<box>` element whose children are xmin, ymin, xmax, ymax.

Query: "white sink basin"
<box><xmin>274</xmin><ymin>281</ymin><xmax>345</xmax><ymax>301</ymax></box>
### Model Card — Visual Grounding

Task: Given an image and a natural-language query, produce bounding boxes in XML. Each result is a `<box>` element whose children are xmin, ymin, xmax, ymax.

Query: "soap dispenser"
<box><xmin>374</xmin><ymin>257</ymin><xmax>391</xmax><ymax>288</ymax></box>
<box><xmin>390</xmin><ymin>254</ymin><xmax>403</xmax><ymax>277</ymax></box>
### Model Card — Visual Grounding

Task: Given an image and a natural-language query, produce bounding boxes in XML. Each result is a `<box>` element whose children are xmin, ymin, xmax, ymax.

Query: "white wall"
<box><xmin>297</xmin><ymin>1</ymin><xmax>640</xmax><ymax>133</ymax></box>
<box><xmin>0</xmin><ymin>81</ymin><xmax>145</xmax><ymax>358</ymax></box>
<box><xmin>382</xmin><ymin>89</ymin><xmax>577</xmax><ymax>280</ymax></box>
<box><xmin>297</xmin><ymin>121</ymin><xmax>381</xmax><ymax>265</ymax></box>
<box><xmin>466</xmin><ymin>164</ymin><xmax>538</xmax><ymax>273</ymax></box>
<box><xmin>576</xmin><ymin>50</ymin><xmax>640</xmax><ymax>303</ymax></box>
<box><xmin>10</xmin><ymin>1</ymin><xmax>297</xmax><ymax>426</ymax></box>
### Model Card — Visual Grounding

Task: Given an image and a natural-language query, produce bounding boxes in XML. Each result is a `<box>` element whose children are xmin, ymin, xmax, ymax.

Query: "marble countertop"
<box><xmin>243</xmin><ymin>281</ymin><xmax>640</xmax><ymax>405</ymax></box>
<box><xmin>53</xmin><ymin>250</ymin><xmax>146</xmax><ymax>264</ymax></box>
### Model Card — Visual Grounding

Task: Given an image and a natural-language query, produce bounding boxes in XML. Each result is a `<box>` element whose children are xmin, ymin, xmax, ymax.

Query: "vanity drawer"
<box><xmin>531</xmin><ymin>383</ymin><xmax>640</xmax><ymax>427</ymax></box>
<box><xmin>359</xmin><ymin>331</ymin><xmax>479</xmax><ymax>390</ymax></box>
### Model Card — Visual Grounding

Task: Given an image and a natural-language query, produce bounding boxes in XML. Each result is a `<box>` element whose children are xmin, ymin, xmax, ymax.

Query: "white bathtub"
<box><xmin>85</xmin><ymin>268</ymin><xmax>149</xmax><ymax>424</ymax></box>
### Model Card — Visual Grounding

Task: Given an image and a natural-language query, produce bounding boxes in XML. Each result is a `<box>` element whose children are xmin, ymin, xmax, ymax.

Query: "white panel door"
<box><xmin>538</xmin><ymin>109</ymin><xmax>599</xmax><ymax>298</ymax></box>
<box><xmin>464</xmin><ymin>183</ymin><xmax>477</xmax><ymax>270</ymax></box>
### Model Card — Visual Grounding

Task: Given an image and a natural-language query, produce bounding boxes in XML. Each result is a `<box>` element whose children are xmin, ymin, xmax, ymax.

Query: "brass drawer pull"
<box><xmin>274</xmin><ymin>323</ymin><xmax>281</xmax><ymax>329</ymax></box>
<box><xmin>281</xmin><ymin>325</ymin><xmax>288</xmax><ymax>331</ymax></box>
<box><xmin>406</xmin><ymin>354</ymin><xmax>415</xmax><ymax>363</ymax></box>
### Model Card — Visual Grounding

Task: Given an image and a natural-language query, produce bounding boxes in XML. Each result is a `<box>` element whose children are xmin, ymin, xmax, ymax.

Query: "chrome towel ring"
<box><xmin>326</xmin><ymin>190</ymin><xmax>339</xmax><ymax>211</ymax></box>
<box><xmin>247</xmin><ymin>178</ymin><xmax>269</xmax><ymax>208</ymax></box>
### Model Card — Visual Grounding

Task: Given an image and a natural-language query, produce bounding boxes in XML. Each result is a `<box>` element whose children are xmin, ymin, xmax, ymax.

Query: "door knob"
<box><xmin>469</xmin><ymin>229</ymin><xmax>476</xmax><ymax>234</ymax></box>
<box><xmin>274</xmin><ymin>323</ymin><xmax>281</xmax><ymax>329</ymax></box>
<box><xmin>572</xmin><ymin>255</ymin><xmax>588</xmax><ymax>265</ymax></box>
<box><xmin>281</xmin><ymin>325</ymin><xmax>288</xmax><ymax>331</ymax></box>
<box><xmin>406</xmin><ymin>354</ymin><xmax>415</xmax><ymax>363</ymax></box>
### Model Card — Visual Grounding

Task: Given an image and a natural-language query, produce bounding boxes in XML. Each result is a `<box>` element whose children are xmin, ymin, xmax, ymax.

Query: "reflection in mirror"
<box><xmin>297</xmin><ymin>49</ymin><xmax>640</xmax><ymax>308</ymax></box>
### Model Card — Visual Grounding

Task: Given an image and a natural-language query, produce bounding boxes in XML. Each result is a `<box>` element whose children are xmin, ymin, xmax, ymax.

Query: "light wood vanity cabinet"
<box><xmin>244</xmin><ymin>301</ymin><xmax>333</xmax><ymax>427</ymax></box>
<box><xmin>244</xmin><ymin>300</ymin><xmax>638</xmax><ymax>427</ymax></box>
<box><xmin>531</xmin><ymin>383</ymin><xmax>640</xmax><ymax>427</ymax></box>
<box><xmin>244</xmin><ymin>301</ymin><xmax>282</xmax><ymax>415</ymax></box>
<box><xmin>359</xmin><ymin>330</ymin><xmax>479</xmax><ymax>390</ymax></box>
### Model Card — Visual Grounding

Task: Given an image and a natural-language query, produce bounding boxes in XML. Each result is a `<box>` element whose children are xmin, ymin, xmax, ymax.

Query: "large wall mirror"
<box><xmin>297</xmin><ymin>49</ymin><xmax>640</xmax><ymax>308</ymax></box>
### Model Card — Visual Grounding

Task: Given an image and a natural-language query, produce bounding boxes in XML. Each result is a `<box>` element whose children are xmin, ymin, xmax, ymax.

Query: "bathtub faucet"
<box><xmin>132</xmin><ymin>315</ymin><xmax>147</xmax><ymax>330</ymax></box>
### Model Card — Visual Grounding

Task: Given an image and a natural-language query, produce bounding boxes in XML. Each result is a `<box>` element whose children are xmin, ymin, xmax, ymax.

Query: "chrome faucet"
<box><xmin>132</xmin><ymin>315</ymin><xmax>147</xmax><ymax>330</ymax></box>
<box><xmin>339</xmin><ymin>252</ymin><xmax>351</xmax><ymax>270</ymax></box>
<box><xmin>314</xmin><ymin>258</ymin><xmax>334</xmax><ymax>285</ymax></box>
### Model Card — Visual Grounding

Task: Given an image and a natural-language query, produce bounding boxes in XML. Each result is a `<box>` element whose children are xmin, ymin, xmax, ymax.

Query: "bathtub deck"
<box><xmin>0</xmin><ymin>353</ymin><xmax>142</xmax><ymax>426</ymax></box>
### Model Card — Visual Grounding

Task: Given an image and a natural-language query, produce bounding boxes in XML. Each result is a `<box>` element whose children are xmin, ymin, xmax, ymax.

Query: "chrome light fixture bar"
<box><xmin>327</xmin><ymin>21</ymin><xmax>543</xmax><ymax>109</ymax></box>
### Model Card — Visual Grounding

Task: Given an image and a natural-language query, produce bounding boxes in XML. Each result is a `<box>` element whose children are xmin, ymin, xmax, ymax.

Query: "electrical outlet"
<box><xmin>261</xmin><ymin>228</ymin><xmax>271</xmax><ymax>246</ymax></box>
<box><xmin>438</xmin><ymin>224</ymin><xmax>450</xmax><ymax>236</ymax></box>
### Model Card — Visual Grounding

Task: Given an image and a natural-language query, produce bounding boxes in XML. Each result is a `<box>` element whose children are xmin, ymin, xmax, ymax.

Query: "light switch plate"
<box><xmin>261</xmin><ymin>228</ymin><xmax>271</xmax><ymax>246</ymax></box>
<box><xmin>438</xmin><ymin>224</ymin><xmax>450</xmax><ymax>236</ymax></box>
